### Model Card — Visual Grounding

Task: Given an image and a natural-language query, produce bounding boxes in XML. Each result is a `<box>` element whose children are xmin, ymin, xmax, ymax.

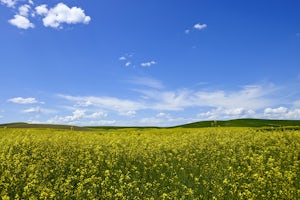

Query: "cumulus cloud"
<box><xmin>193</xmin><ymin>23</ymin><xmax>207</xmax><ymax>30</ymax></box>
<box><xmin>264</xmin><ymin>107</ymin><xmax>300</xmax><ymax>119</ymax></box>
<box><xmin>3</xmin><ymin>1</ymin><xmax>91</xmax><ymax>30</ymax></box>
<box><xmin>35</xmin><ymin>4</ymin><xmax>48</xmax><ymax>15</ymax></box>
<box><xmin>141</xmin><ymin>61</ymin><xmax>156</xmax><ymax>67</ymax></box>
<box><xmin>8</xmin><ymin>97</ymin><xmax>38</xmax><ymax>104</ymax></box>
<box><xmin>264</xmin><ymin>107</ymin><xmax>288</xmax><ymax>115</ymax></box>
<box><xmin>18</xmin><ymin>4</ymin><xmax>30</xmax><ymax>17</ymax></box>
<box><xmin>0</xmin><ymin>0</ymin><xmax>17</xmax><ymax>7</ymax></box>
<box><xmin>47</xmin><ymin>109</ymin><xmax>109</xmax><ymax>124</ymax></box>
<box><xmin>8</xmin><ymin>14</ymin><xmax>34</xmax><ymax>29</ymax></box>
<box><xmin>39</xmin><ymin>3</ymin><xmax>91</xmax><ymax>28</ymax></box>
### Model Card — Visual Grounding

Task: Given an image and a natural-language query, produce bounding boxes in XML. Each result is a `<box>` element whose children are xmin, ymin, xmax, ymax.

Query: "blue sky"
<box><xmin>1</xmin><ymin>0</ymin><xmax>300</xmax><ymax>126</ymax></box>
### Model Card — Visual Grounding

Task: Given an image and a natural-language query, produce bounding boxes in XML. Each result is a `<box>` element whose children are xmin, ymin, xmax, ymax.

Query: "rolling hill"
<box><xmin>175</xmin><ymin>118</ymin><xmax>300</xmax><ymax>128</ymax></box>
<box><xmin>1</xmin><ymin>119</ymin><xmax>300</xmax><ymax>130</ymax></box>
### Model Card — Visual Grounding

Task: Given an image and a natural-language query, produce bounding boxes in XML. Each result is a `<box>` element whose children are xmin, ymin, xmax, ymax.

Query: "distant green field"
<box><xmin>1</xmin><ymin>119</ymin><xmax>300</xmax><ymax>130</ymax></box>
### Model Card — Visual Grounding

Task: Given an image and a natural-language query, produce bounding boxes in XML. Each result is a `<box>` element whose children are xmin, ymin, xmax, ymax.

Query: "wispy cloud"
<box><xmin>58</xmin><ymin>94</ymin><xmax>145</xmax><ymax>112</ymax></box>
<box><xmin>10</xmin><ymin>82</ymin><xmax>296</xmax><ymax>126</ymax></box>
<box><xmin>128</xmin><ymin>77</ymin><xmax>164</xmax><ymax>89</ymax></box>
<box><xmin>8</xmin><ymin>97</ymin><xmax>38</xmax><ymax>104</ymax></box>
<box><xmin>119</xmin><ymin>110</ymin><xmax>136</xmax><ymax>118</ymax></box>
<box><xmin>58</xmin><ymin>83</ymin><xmax>278</xmax><ymax>113</ymax></box>
<box><xmin>22</xmin><ymin>106</ymin><xmax>57</xmax><ymax>114</ymax></box>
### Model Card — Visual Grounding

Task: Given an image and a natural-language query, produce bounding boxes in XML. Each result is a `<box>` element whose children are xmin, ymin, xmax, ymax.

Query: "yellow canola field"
<box><xmin>0</xmin><ymin>127</ymin><xmax>300</xmax><ymax>199</ymax></box>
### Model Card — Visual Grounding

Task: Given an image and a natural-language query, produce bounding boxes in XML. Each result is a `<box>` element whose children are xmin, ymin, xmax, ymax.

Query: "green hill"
<box><xmin>0</xmin><ymin>122</ymin><xmax>87</xmax><ymax>131</ymax></box>
<box><xmin>176</xmin><ymin>118</ymin><xmax>300</xmax><ymax>128</ymax></box>
<box><xmin>1</xmin><ymin>119</ymin><xmax>300</xmax><ymax>130</ymax></box>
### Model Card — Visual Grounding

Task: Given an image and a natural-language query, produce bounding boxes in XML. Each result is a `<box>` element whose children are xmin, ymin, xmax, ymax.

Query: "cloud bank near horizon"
<box><xmin>2</xmin><ymin>81</ymin><xmax>300</xmax><ymax>126</ymax></box>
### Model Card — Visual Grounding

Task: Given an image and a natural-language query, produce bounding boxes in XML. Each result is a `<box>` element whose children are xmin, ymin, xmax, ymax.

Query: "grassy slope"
<box><xmin>177</xmin><ymin>118</ymin><xmax>300</xmax><ymax>128</ymax></box>
<box><xmin>0</xmin><ymin>122</ymin><xmax>87</xmax><ymax>131</ymax></box>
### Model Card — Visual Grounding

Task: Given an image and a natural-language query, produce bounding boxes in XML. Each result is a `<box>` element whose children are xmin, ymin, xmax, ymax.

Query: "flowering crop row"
<box><xmin>0</xmin><ymin>127</ymin><xmax>299</xmax><ymax>199</ymax></box>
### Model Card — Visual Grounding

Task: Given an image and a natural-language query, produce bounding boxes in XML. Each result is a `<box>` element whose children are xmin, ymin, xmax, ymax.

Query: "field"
<box><xmin>0</xmin><ymin>127</ymin><xmax>300</xmax><ymax>199</ymax></box>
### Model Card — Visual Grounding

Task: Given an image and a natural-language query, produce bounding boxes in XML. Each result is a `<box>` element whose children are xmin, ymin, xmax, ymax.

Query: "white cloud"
<box><xmin>264</xmin><ymin>107</ymin><xmax>288</xmax><ymax>115</ymax></box>
<box><xmin>8</xmin><ymin>97</ymin><xmax>38</xmax><ymax>104</ymax></box>
<box><xmin>135</xmin><ymin>84</ymin><xmax>276</xmax><ymax>111</ymax></box>
<box><xmin>47</xmin><ymin>109</ymin><xmax>109</xmax><ymax>124</ymax></box>
<box><xmin>41</xmin><ymin>3</ymin><xmax>91</xmax><ymax>28</ymax></box>
<box><xmin>197</xmin><ymin>107</ymin><xmax>256</xmax><ymax>120</ymax></box>
<box><xmin>23</xmin><ymin>107</ymin><xmax>41</xmax><ymax>113</ymax></box>
<box><xmin>58</xmin><ymin>84</ymin><xmax>277</xmax><ymax>114</ymax></box>
<box><xmin>28</xmin><ymin>0</ymin><xmax>33</xmax><ymax>5</ymax></box>
<box><xmin>119</xmin><ymin>56</ymin><xmax>126</xmax><ymax>61</ymax></box>
<box><xmin>141</xmin><ymin>61</ymin><xmax>156</xmax><ymax>67</ymax></box>
<box><xmin>86</xmin><ymin>111</ymin><xmax>108</xmax><ymax>119</ymax></box>
<box><xmin>49</xmin><ymin>109</ymin><xmax>85</xmax><ymax>123</ymax></box>
<box><xmin>35</xmin><ymin>4</ymin><xmax>48</xmax><ymax>16</ymax></box>
<box><xmin>193</xmin><ymin>23</ymin><xmax>207</xmax><ymax>30</ymax></box>
<box><xmin>264</xmin><ymin>107</ymin><xmax>300</xmax><ymax>119</ymax></box>
<box><xmin>119</xmin><ymin>110</ymin><xmax>136</xmax><ymax>118</ymax></box>
<box><xmin>22</xmin><ymin>106</ymin><xmax>57</xmax><ymax>114</ymax></box>
<box><xmin>139</xmin><ymin>115</ymin><xmax>190</xmax><ymax>127</ymax></box>
<box><xmin>18</xmin><ymin>4</ymin><xmax>30</xmax><ymax>17</ymax></box>
<box><xmin>8</xmin><ymin>14</ymin><xmax>34</xmax><ymax>29</ymax></box>
<box><xmin>86</xmin><ymin>120</ymin><xmax>116</xmax><ymax>126</ymax></box>
<box><xmin>156</xmin><ymin>112</ymin><xmax>170</xmax><ymax>118</ymax></box>
<box><xmin>125</xmin><ymin>62</ymin><xmax>131</xmax><ymax>67</ymax></box>
<box><xmin>0</xmin><ymin>0</ymin><xmax>17</xmax><ymax>7</ymax></box>
<box><xmin>59</xmin><ymin>94</ymin><xmax>145</xmax><ymax>112</ymax></box>
<box><xmin>129</xmin><ymin>77</ymin><xmax>164</xmax><ymax>89</ymax></box>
